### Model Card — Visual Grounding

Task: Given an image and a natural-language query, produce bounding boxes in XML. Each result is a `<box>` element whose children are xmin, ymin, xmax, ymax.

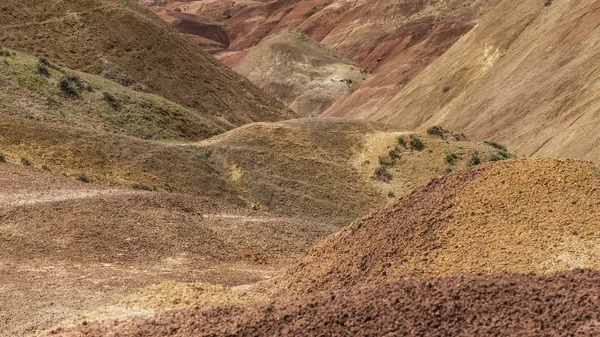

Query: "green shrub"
<box><xmin>488</xmin><ymin>153</ymin><xmax>504</xmax><ymax>162</ymax></box>
<box><xmin>21</xmin><ymin>157</ymin><xmax>32</xmax><ymax>167</ymax></box>
<box><xmin>389</xmin><ymin>149</ymin><xmax>400</xmax><ymax>160</ymax></box>
<box><xmin>445</xmin><ymin>152</ymin><xmax>458</xmax><ymax>165</ymax></box>
<box><xmin>0</xmin><ymin>153</ymin><xmax>5</xmax><ymax>163</ymax></box>
<box><xmin>36</xmin><ymin>62</ymin><xmax>50</xmax><ymax>76</ymax></box>
<box><xmin>39</xmin><ymin>57</ymin><xmax>51</xmax><ymax>67</ymax></box>
<box><xmin>0</xmin><ymin>48</ymin><xmax>11</xmax><ymax>57</ymax></box>
<box><xmin>132</xmin><ymin>183</ymin><xmax>156</xmax><ymax>191</ymax></box>
<box><xmin>397</xmin><ymin>136</ymin><xmax>407</xmax><ymax>148</ymax></box>
<box><xmin>59</xmin><ymin>74</ymin><xmax>92</xmax><ymax>97</ymax></box>
<box><xmin>103</xmin><ymin>92</ymin><xmax>120</xmax><ymax>110</ymax></box>
<box><xmin>76</xmin><ymin>172</ymin><xmax>90</xmax><ymax>183</ymax></box>
<box><xmin>427</xmin><ymin>126</ymin><xmax>446</xmax><ymax>137</ymax></box>
<box><xmin>373</xmin><ymin>166</ymin><xmax>392</xmax><ymax>182</ymax></box>
<box><xmin>544</xmin><ymin>0</ymin><xmax>552</xmax><ymax>6</ymax></box>
<box><xmin>378</xmin><ymin>154</ymin><xmax>394</xmax><ymax>167</ymax></box>
<box><xmin>59</xmin><ymin>77</ymin><xmax>80</xmax><ymax>97</ymax></box>
<box><xmin>488</xmin><ymin>148</ymin><xmax>512</xmax><ymax>162</ymax></box>
<box><xmin>42</xmin><ymin>164</ymin><xmax>50</xmax><ymax>171</ymax></box>
<box><xmin>467</xmin><ymin>151</ymin><xmax>481</xmax><ymax>167</ymax></box>
<box><xmin>484</xmin><ymin>140</ymin><xmax>508</xmax><ymax>152</ymax></box>
<box><xmin>409</xmin><ymin>135</ymin><xmax>425</xmax><ymax>151</ymax></box>
<box><xmin>442</xmin><ymin>85</ymin><xmax>450</xmax><ymax>93</ymax></box>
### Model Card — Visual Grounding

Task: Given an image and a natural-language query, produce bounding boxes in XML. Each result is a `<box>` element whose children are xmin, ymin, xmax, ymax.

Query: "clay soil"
<box><xmin>272</xmin><ymin>158</ymin><xmax>600</xmax><ymax>296</ymax></box>
<box><xmin>50</xmin><ymin>269</ymin><xmax>600</xmax><ymax>337</ymax></box>
<box><xmin>0</xmin><ymin>163</ymin><xmax>334</xmax><ymax>336</ymax></box>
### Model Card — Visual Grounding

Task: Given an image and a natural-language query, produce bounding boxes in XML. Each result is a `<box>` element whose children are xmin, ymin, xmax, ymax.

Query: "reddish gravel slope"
<box><xmin>50</xmin><ymin>269</ymin><xmax>600</xmax><ymax>337</ymax></box>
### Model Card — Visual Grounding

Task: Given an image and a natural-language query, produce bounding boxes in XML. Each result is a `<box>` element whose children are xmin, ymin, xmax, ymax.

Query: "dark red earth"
<box><xmin>49</xmin><ymin>269</ymin><xmax>600</xmax><ymax>336</ymax></box>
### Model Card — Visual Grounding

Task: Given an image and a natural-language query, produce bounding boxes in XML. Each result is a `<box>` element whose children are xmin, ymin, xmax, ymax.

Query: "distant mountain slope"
<box><xmin>141</xmin><ymin>0</ymin><xmax>500</xmax><ymax>118</ymax></box>
<box><xmin>373</xmin><ymin>0</ymin><xmax>600</xmax><ymax>162</ymax></box>
<box><xmin>0</xmin><ymin>0</ymin><xmax>296</xmax><ymax>130</ymax></box>
<box><xmin>230</xmin><ymin>30</ymin><xmax>368</xmax><ymax>116</ymax></box>
<box><xmin>323</xmin><ymin>0</ymin><xmax>500</xmax><ymax>119</ymax></box>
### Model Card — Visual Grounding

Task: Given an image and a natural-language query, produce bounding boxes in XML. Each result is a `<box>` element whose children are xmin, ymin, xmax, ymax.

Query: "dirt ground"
<box><xmin>270</xmin><ymin>158</ymin><xmax>600</xmax><ymax>297</ymax></box>
<box><xmin>50</xmin><ymin>269</ymin><xmax>600</xmax><ymax>337</ymax></box>
<box><xmin>0</xmin><ymin>163</ymin><xmax>333</xmax><ymax>336</ymax></box>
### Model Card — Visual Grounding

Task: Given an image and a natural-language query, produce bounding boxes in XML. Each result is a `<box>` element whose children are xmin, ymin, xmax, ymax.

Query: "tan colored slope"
<box><xmin>231</xmin><ymin>30</ymin><xmax>368</xmax><ymax>116</ymax></box>
<box><xmin>197</xmin><ymin>118</ymin><xmax>510</xmax><ymax>225</ymax></box>
<box><xmin>141</xmin><ymin>0</ymin><xmax>500</xmax><ymax>121</ymax></box>
<box><xmin>271</xmin><ymin>158</ymin><xmax>600</xmax><ymax>297</ymax></box>
<box><xmin>0</xmin><ymin>0</ymin><xmax>295</xmax><ymax>130</ymax></box>
<box><xmin>0</xmin><ymin>50</ymin><xmax>224</xmax><ymax>140</ymax></box>
<box><xmin>0</xmin><ymin>163</ymin><xmax>332</xmax><ymax>336</ymax></box>
<box><xmin>373</xmin><ymin>0</ymin><xmax>600</xmax><ymax>162</ymax></box>
<box><xmin>323</xmin><ymin>0</ymin><xmax>500</xmax><ymax>119</ymax></box>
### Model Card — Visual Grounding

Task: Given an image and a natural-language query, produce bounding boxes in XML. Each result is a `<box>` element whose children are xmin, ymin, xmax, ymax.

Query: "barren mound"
<box><xmin>51</xmin><ymin>269</ymin><xmax>600</xmax><ymax>337</ymax></box>
<box><xmin>0</xmin><ymin>163</ymin><xmax>332</xmax><ymax>336</ymax></box>
<box><xmin>0</xmin><ymin>115</ymin><xmax>237</xmax><ymax>197</ymax></box>
<box><xmin>374</xmin><ymin>0</ymin><xmax>600</xmax><ymax>162</ymax></box>
<box><xmin>272</xmin><ymin>158</ymin><xmax>600</xmax><ymax>296</ymax></box>
<box><xmin>0</xmin><ymin>0</ymin><xmax>294</xmax><ymax>129</ymax></box>
<box><xmin>231</xmin><ymin>30</ymin><xmax>368</xmax><ymax>116</ymax></box>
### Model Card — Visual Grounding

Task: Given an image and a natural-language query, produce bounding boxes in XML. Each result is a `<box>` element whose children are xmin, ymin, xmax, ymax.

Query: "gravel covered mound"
<box><xmin>271</xmin><ymin>158</ymin><xmax>600</xmax><ymax>296</ymax></box>
<box><xmin>50</xmin><ymin>269</ymin><xmax>600</xmax><ymax>336</ymax></box>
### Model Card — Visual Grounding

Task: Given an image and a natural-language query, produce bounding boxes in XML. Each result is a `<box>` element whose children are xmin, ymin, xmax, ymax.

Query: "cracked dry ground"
<box><xmin>0</xmin><ymin>164</ymin><xmax>334</xmax><ymax>336</ymax></box>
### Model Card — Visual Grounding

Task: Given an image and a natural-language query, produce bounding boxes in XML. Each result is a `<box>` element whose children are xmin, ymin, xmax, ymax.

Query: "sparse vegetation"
<box><xmin>389</xmin><ymin>149</ymin><xmax>400</xmax><ymax>160</ymax></box>
<box><xmin>445</xmin><ymin>152</ymin><xmax>459</xmax><ymax>165</ymax></box>
<box><xmin>76</xmin><ymin>172</ymin><xmax>90</xmax><ymax>183</ymax></box>
<box><xmin>488</xmin><ymin>153</ymin><xmax>505</xmax><ymax>162</ymax></box>
<box><xmin>442</xmin><ymin>85</ymin><xmax>450</xmax><ymax>93</ymax></box>
<box><xmin>427</xmin><ymin>125</ymin><xmax>447</xmax><ymax>138</ymax></box>
<box><xmin>373</xmin><ymin>166</ymin><xmax>392</xmax><ymax>182</ymax></box>
<box><xmin>409</xmin><ymin>135</ymin><xmax>425</xmax><ymax>151</ymax></box>
<box><xmin>0</xmin><ymin>153</ymin><xmax>5</xmax><ymax>163</ymax></box>
<box><xmin>489</xmin><ymin>150</ymin><xmax>512</xmax><ymax>161</ymax></box>
<box><xmin>103</xmin><ymin>92</ymin><xmax>120</xmax><ymax>110</ymax></box>
<box><xmin>36</xmin><ymin>57</ymin><xmax>60</xmax><ymax>76</ymax></box>
<box><xmin>0</xmin><ymin>46</ymin><xmax>13</xmax><ymax>57</ymax></box>
<box><xmin>20</xmin><ymin>157</ymin><xmax>32</xmax><ymax>167</ymax></box>
<box><xmin>59</xmin><ymin>74</ymin><xmax>92</xmax><ymax>97</ymax></box>
<box><xmin>36</xmin><ymin>62</ymin><xmax>50</xmax><ymax>76</ymax></box>
<box><xmin>132</xmin><ymin>183</ymin><xmax>157</xmax><ymax>191</ymax></box>
<box><xmin>41</xmin><ymin>164</ymin><xmax>50</xmax><ymax>171</ymax></box>
<box><xmin>484</xmin><ymin>140</ymin><xmax>508</xmax><ymax>152</ymax></box>
<box><xmin>397</xmin><ymin>136</ymin><xmax>407</xmax><ymax>148</ymax></box>
<box><xmin>59</xmin><ymin>76</ymin><xmax>81</xmax><ymax>97</ymax></box>
<box><xmin>544</xmin><ymin>0</ymin><xmax>552</xmax><ymax>6</ymax></box>
<box><xmin>467</xmin><ymin>151</ymin><xmax>481</xmax><ymax>167</ymax></box>
<box><xmin>378</xmin><ymin>154</ymin><xmax>394</xmax><ymax>167</ymax></box>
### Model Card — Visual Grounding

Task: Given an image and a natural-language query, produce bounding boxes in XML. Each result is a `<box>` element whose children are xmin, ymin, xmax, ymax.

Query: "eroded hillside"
<box><xmin>373</xmin><ymin>0</ymin><xmax>600</xmax><ymax>162</ymax></box>
<box><xmin>0</xmin><ymin>0</ymin><xmax>295</xmax><ymax>129</ymax></box>
<box><xmin>230</xmin><ymin>30</ymin><xmax>368</xmax><ymax>116</ymax></box>
<box><xmin>142</xmin><ymin>0</ymin><xmax>501</xmax><ymax>118</ymax></box>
